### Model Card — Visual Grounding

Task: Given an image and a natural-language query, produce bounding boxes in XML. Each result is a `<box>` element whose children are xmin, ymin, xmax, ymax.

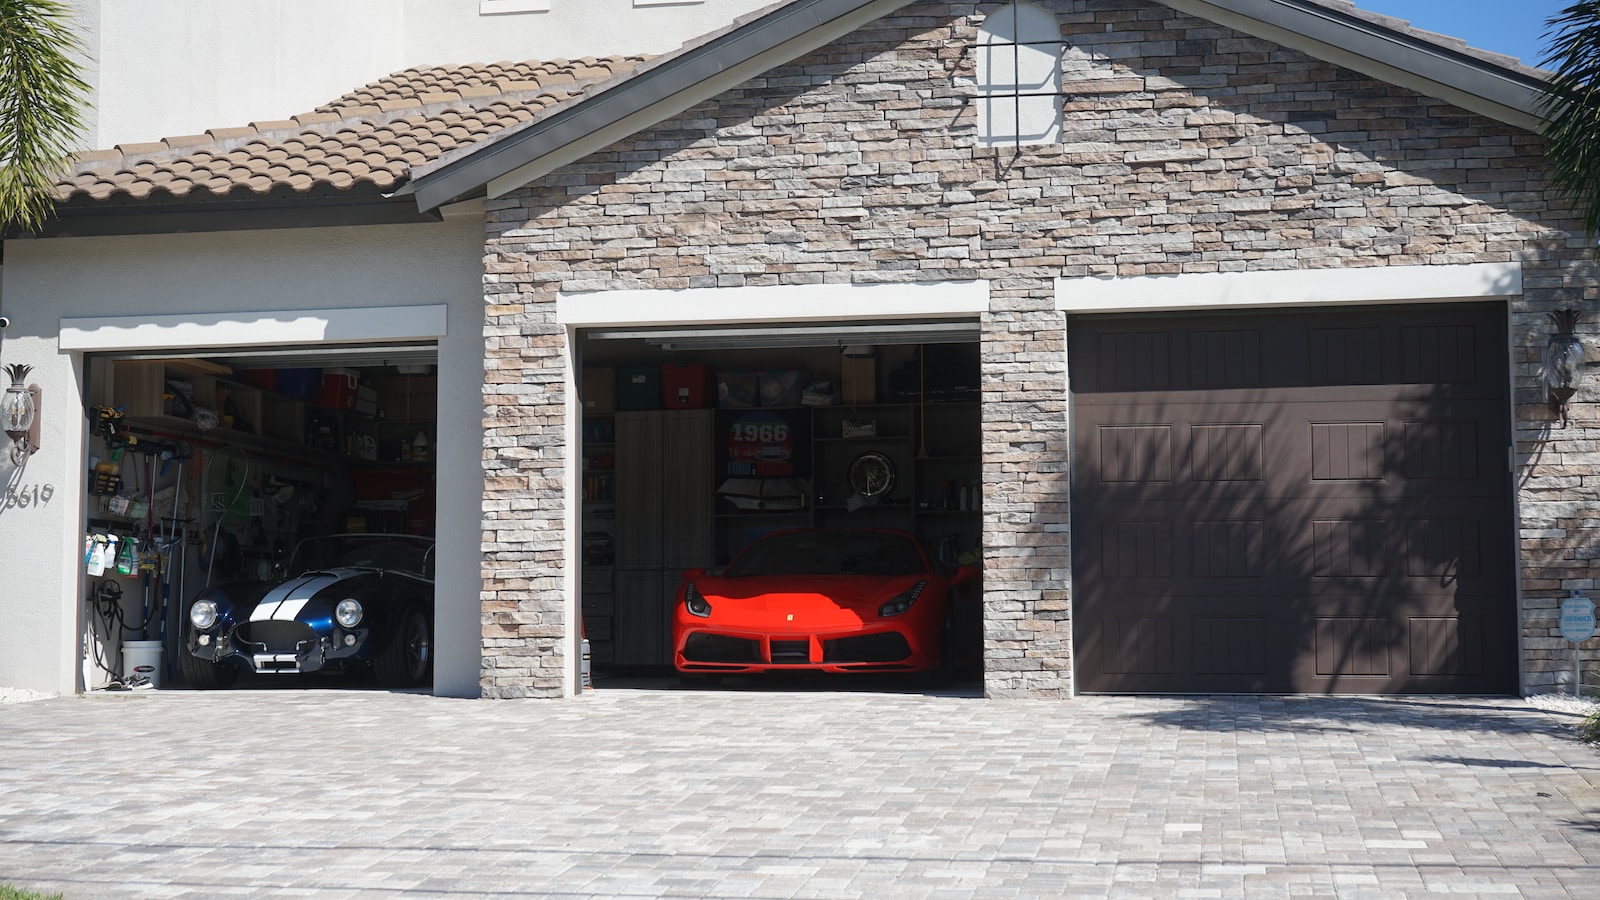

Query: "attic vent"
<box><xmin>976</xmin><ymin>2</ymin><xmax>1064</xmax><ymax>147</ymax></box>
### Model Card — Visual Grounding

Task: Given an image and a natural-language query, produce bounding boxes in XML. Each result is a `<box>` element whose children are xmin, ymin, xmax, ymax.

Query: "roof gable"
<box><xmin>408</xmin><ymin>0</ymin><xmax>1553</xmax><ymax>212</ymax></box>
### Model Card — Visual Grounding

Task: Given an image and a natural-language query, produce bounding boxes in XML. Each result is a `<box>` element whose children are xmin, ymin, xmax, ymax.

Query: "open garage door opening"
<box><xmin>81</xmin><ymin>345</ymin><xmax>441</xmax><ymax>694</ymax></box>
<box><xmin>575</xmin><ymin>324</ymin><xmax>985</xmax><ymax>691</ymax></box>
<box><xmin>1068</xmin><ymin>302</ymin><xmax>1516</xmax><ymax>694</ymax></box>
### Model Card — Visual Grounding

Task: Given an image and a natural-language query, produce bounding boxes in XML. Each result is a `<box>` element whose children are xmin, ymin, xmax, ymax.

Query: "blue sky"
<box><xmin>1355</xmin><ymin>1</ymin><xmax>1569</xmax><ymax>67</ymax></box>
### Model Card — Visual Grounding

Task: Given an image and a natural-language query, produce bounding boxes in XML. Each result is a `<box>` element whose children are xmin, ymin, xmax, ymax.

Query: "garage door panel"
<box><xmin>1070</xmin><ymin>303</ymin><xmax>1514</xmax><ymax>694</ymax></box>
<box><xmin>1079</xmin><ymin>404</ymin><xmax>1504</xmax><ymax>501</ymax></box>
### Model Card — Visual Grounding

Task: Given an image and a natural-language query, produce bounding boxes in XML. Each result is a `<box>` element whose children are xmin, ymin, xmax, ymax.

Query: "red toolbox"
<box><xmin>660</xmin><ymin>363</ymin><xmax>715</xmax><ymax>408</ymax></box>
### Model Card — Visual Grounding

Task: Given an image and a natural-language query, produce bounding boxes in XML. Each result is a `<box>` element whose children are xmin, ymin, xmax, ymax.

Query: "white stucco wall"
<box><xmin>68</xmin><ymin>0</ymin><xmax>772</xmax><ymax>149</ymax></box>
<box><xmin>0</xmin><ymin>212</ymin><xmax>488</xmax><ymax>696</ymax></box>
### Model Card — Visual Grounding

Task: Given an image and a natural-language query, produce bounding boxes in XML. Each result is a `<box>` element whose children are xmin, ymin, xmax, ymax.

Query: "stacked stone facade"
<box><xmin>479</xmin><ymin>0</ymin><xmax>1597</xmax><ymax>698</ymax></box>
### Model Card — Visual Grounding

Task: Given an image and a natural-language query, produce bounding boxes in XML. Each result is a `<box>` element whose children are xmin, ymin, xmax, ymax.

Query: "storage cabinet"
<box><xmin>610</xmin><ymin>409</ymin><xmax>714</xmax><ymax>665</ymax></box>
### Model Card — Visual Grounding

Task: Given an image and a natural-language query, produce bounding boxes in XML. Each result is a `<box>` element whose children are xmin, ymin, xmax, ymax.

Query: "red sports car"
<box><xmin>673</xmin><ymin>528</ymin><xmax>978</xmax><ymax>681</ymax></box>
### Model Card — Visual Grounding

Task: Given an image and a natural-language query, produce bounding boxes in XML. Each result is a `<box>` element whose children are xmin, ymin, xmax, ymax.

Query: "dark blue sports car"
<box><xmin>180</xmin><ymin>534</ymin><xmax>434</xmax><ymax>690</ymax></box>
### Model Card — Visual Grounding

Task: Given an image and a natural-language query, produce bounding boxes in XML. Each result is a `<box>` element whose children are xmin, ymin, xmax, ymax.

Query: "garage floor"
<box><xmin>3</xmin><ymin>691</ymin><xmax>1598</xmax><ymax>897</ymax></box>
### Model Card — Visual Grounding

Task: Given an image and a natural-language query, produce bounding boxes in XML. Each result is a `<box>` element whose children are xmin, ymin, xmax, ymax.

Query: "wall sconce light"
<box><xmin>2</xmin><ymin>363</ymin><xmax>41</xmax><ymax>465</ymax></box>
<box><xmin>1547</xmin><ymin>309</ymin><xmax>1585</xmax><ymax>429</ymax></box>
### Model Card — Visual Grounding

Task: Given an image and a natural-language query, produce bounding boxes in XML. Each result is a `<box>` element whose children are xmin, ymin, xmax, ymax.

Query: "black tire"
<box><xmin>179</xmin><ymin>648</ymin><xmax>238</xmax><ymax>690</ymax></box>
<box><xmin>375</xmin><ymin>606</ymin><xmax>433</xmax><ymax>689</ymax></box>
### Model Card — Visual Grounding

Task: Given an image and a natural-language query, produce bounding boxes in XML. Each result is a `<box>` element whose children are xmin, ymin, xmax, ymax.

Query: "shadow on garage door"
<box><xmin>1068</xmin><ymin>302</ymin><xmax>1515</xmax><ymax>694</ymax></box>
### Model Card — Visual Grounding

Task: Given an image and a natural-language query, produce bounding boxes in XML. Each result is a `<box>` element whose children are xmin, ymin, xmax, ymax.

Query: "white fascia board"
<box><xmin>59</xmin><ymin>305</ymin><xmax>448</xmax><ymax>352</ymax></box>
<box><xmin>1159</xmin><ymin>0</ymin><xmax>1545</xmax><ymax>132</ymax></box>
<box><xmin>557</xmin><ymin>281</ymin><xmax>989</xmax><ymax>327</ymax></box>
<box><xmin>1055</xmin><ymin>263</ymin><xmax>1521</xmax><ymax>314</ymax></box>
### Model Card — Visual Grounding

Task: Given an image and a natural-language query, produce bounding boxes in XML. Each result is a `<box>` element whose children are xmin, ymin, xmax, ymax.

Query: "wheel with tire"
<box><xmin>179</xmin><ymin>649</ymin><xmax>238</xmax><ymax>690</ymax></box>
<box><xmin>375</xmin><ymin>606</ymin><xmax>433</xmax><ymax>689</ymax></box>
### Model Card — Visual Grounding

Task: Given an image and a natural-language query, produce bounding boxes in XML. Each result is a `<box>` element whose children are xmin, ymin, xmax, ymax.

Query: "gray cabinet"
<box><xmin>612</xmin><ymin>409</ymin><xmax>713</xmax><ymax>665</ymax></box>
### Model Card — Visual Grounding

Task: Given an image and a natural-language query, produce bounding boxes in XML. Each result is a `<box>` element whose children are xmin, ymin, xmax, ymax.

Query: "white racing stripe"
<box><xmin>249</xmin><ymin>598</ymin><xmax>311</xmax><ymax>621</ymax></box>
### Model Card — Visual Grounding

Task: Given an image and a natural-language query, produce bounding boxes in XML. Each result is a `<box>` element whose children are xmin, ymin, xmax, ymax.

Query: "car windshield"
<box><xmin>291</xmin><ymin>534</ymin><xmax>435</xmax><ymax>580</ymax></box>
<box><xmin>723</xmin><ymin>530</ymin><xmax>926</xmax><ymax>577</ymax></box>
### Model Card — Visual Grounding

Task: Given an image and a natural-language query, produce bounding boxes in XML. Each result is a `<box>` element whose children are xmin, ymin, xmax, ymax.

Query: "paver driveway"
<box><xmin>2</xmin><ymin>682</ymin><xmax>1600</xmax><ymax>898</ymax></box>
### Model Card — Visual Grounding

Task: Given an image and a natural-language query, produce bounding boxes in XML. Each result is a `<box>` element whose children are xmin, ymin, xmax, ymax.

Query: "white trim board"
<box><xmin>556</xmin><ymin>281</ymin><xmax>989</xmax><ymax>327</ymax></box>
<box><xmin>1055</xmin><ymin>263</ymin><xmax>1522</xmax><ymax>314</ymax></box>
<box><xmin>59</xmin><ymin>305</ymin><xmax>448</xmax><ymax>352</ymax></box>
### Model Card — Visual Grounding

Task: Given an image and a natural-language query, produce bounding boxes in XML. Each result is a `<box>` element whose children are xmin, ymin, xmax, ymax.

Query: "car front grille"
<box><xmin>769</xmin><ymin>639</ymin><xmax>810</xmax><ymax>664</ymax></box>
<box><xmin>236</xmin><ymin>620</ymin><xmax>317</xmax><ymax>654</ymax></box>
<box><xmin>682</xmin><ymin>633</ymin><xmax>761</xmax><ymax>663</ymax></box>
<box><xmin>822</xmin><ymin>632</ymin><xmax>911</xmax><ymax>663</ymax></box>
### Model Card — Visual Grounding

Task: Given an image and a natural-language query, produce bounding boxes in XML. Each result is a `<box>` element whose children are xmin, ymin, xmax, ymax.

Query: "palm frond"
<box><xmin>0</xmin><ymin>0</ymin><xmax>89</xmax><ymax>233</ymax></box>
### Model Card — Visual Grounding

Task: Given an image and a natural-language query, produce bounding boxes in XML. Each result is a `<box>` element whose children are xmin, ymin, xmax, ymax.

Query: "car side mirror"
<box><xmin>681</xmin><ymin>567</ymin><xmax>707</xmax><ymax>580</ymax></box>
<box><xmin>951</xmin><ymin>565</ymin><xmax>980</xmax><ymax>587</ymax></box>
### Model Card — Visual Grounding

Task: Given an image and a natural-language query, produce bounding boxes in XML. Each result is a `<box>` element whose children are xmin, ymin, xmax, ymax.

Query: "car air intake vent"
<box><xmin>823</xmin><ymin>632</ymin><xmax>911</xmax><ymax>663</ymax></box>
<box><xmin>682</xmin><ymin>633</ymin><xmax>760</xmax><ymax>663</ymax></box>
<box><xmin>236</xmin><ymin>620</ymin><xmax>317</xmax><ymax>654</ymax></box>
<box><xmin>769</xmin><ymin>639</ymin><xmax>810</xmax><ymax>664</ymax></box>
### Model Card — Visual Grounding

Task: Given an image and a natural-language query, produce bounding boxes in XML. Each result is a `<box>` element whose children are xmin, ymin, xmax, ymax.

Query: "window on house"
<box><xmin>976</xmin><ymin>2</ymin><xmax>1063</xmax><ymax>147</ymax></box>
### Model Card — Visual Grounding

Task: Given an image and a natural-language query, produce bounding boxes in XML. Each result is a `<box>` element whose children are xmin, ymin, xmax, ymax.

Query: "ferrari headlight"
<box><xmin>335</xmin><ymin>599</ymin><xmax>364</xmax><ymax>628</ymax></box>
<box><xmin>189</xmin><ymin>599</ymin><xmax>219</xmax><ymax>630</ymax></box>
<box><xmin>684</xmin><ymin>583</ymin><xmax>711</xmax><ymax>618</ymax></box>
<box><xmin>879</xmin><ymin>581</ymin><xmax>927</xmax><ymax>618</ymax></box>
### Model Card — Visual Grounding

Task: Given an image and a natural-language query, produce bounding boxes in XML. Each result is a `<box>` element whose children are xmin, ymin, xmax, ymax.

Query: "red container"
<box><xmin>660</xmin><ymin>363</ymin><xmax>715</xmax><ymax>409</ymax></box>
<box><xmin>316</xmin><ymin>368</ymin><xmax>359</xmax><ymax>411</ymax></box>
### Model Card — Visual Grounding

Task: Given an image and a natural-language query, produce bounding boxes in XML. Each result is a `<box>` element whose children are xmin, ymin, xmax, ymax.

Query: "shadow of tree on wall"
<box><xmin>1067</xmin><ymin>303</ymin><xmax>1517</xmax><ymax>695</ymax></box>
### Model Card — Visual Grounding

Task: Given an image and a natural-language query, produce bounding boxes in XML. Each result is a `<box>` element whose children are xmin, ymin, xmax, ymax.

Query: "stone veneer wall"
<box><xmin>478</xmin><ymin>0</ymin><xmax>1595</xmax><ymax>698</ymax></box>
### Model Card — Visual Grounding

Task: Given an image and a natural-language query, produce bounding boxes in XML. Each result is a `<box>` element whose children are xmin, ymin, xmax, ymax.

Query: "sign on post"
<box><xmin>1560</xmin><ymin>592</ymin><xmax>1596</xmax><ymax>697</ymax></box>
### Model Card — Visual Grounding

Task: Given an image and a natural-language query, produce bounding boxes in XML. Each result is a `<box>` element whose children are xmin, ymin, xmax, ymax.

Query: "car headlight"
<box><xmin>684</xmin><ymin>583</ymin><xmax>711</xmax><ymax>618</ymax></box>
<box><xmin>879</xmin><ymin>581</ymin><xmax>927</xmax><ymax>618</ymax></box>
<box><xmin>189</xmin><ymin>599</ymin><xmax>219</xmax><ymax>630</ymax></box>
<box><xmin>335</xmin><ymin>599</ymin><xmax>364</xmax><ymax>628</ymax></box>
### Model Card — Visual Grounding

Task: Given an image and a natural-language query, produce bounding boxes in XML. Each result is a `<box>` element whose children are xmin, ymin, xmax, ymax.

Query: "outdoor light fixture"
<box><xmin>2</xmin><ymin>363</ymin><xmax>41</xmax><ymax>465</ymax></box>
<box><xmin>1547</xmin><ymin>309</ymin><xmax>1585</xmax><ymax>430</ymax></box>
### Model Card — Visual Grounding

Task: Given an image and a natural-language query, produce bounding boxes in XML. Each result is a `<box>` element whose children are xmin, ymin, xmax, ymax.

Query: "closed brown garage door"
<box><xmin>1069</xmin><ymin>303</ymin><xmax>1515</xmax><ymax>694</ymax></box>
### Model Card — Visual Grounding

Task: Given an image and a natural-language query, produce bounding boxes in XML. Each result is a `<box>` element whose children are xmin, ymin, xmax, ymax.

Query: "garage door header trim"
<box><xmin>60</xmin><ymin>305</ymin><xmax>448</xmax><ymax>352</ymax></box>
<box><xmin>557</xmin><ymin>281</ymin><xmax>989</xmax><ymax>327</ymax></box>
<box><xmin>1056</xmin><ymin>263</ymin><xmax>1521</xmax><ymax>315</ymax></box>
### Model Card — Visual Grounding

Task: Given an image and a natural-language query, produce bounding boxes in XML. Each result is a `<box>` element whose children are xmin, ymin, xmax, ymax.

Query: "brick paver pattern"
<box><xmin>2</xmin><ymin>688</ymin><xmax>1599</xmax><ymax>897</ymax></box>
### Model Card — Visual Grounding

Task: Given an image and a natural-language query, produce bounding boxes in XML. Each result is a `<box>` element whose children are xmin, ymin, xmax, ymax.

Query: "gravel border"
<box><xmin>0</xmin><ymin>688</ymin><xmax>57</xmax><ymax>704</ymax></box>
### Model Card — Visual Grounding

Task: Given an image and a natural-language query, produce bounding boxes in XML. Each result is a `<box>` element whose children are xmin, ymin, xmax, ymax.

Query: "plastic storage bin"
<box><xmin>617</xmin><ymin>366</ymin><xmax>661</xmax><ymax>410</ymax></box>
<box><xmin>661</xmin><ymin>364</ymin><xmax>714</xmax><ymax>408</ymax></box>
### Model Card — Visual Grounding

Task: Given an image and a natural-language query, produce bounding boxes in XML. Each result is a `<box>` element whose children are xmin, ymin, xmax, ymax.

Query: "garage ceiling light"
<box><xmin>587</xmin><ymin>321</ymin><xmax>979</xmax><ymax>350</ymax></box>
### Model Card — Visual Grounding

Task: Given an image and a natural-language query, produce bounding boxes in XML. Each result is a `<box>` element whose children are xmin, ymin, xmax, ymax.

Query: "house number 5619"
<box><xmin>4</xmin><ymin>483</ymin><xmax>53</xmax><ymax>509</ymax></box>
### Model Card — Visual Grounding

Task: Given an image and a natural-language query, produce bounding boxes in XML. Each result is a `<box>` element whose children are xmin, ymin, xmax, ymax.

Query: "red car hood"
<box><xmin>692</xmin><ymin>574</ymin><xmax>925</xmax><ymax>628</ymax></box>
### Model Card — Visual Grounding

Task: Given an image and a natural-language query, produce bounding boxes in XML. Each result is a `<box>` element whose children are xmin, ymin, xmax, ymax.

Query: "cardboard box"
<box><xmin>582</xmin><ymin>367</ymin><xmax>616</xmax><ymax>414</ymax></box>
<box><xmin>841</xmin><ymin>356</ymin><xmax>876</xmax><ymax>405</ymax></box>
<box><xmin>375</xmin><ymin>375</ymin><xmax>437</xmax><ymax>422</ymax></box>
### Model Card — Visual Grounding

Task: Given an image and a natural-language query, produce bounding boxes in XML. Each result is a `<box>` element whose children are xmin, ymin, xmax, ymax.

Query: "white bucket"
<box><xmin>121</xmin><ymin>640</ymin><xmax>164</xmax><ymax>689</ymax></box>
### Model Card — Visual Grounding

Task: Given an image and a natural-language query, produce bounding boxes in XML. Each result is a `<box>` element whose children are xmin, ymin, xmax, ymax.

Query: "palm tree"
<box><xmin>1540</xmin><ymin>2</ymin><xmax>1600</xmax><ymax>246</ymax></box>
<box><xmin>0</xmin><ymin>0</ymin><xmax>88</xmax><ymax>233</ymax></box>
